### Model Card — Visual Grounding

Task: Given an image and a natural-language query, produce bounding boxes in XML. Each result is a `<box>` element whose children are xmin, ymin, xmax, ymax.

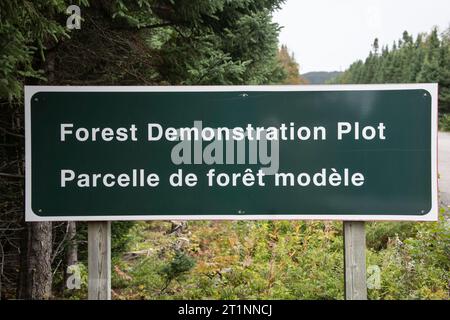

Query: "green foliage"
<box><xmin>50</xmin><ymin>261</ymin><xmax>88</xmax><ymax>299</ymax></box>
<box><xmin>154</xmin><ymin>2</ymin><xmax>286</xmax><ymax>84</ymax></box>
<box><xmin>1</xmin><ymin>0</ymin><xmax>289</xmax><ymax>298</ymax></box>
<box><xmin>0</xmin><ymin>0</ymin><xmax>90</xmax><ymax>100</ymax></box>
<box><xmin>366</xmin><ymin>222</ymin><xmax>416</xmax><ymax>251</ymax></box>
<box><xmin>367</xmin><ymin>210</ymin><xmax>450</xmax><ymax>299</ymax></box>
<box><xmin>1</xmin><ymin>0</ymin><xmax>287</xmax><ymax>99</ymax></box>
<box><xmin>110</xmin><ymin>208</ymin><xmax>449</xmax><ymax>300</ymax></box>
<box><xmin>439</xmin><ymin>114</ymin><xmax>450</xmax><ymax>131</ymax></box>
<box><xmin>331</xmin><ymin>27</ymin><xmax>450</xmax><ymax>114</ymax></box>
<box><xmin>72</xmin><ymin>221</ymin><xmax>135</xmax><ymax>265</ymax></box>
<box><xmin>115</xmin><ymin>256</ymin><xmax>165</xmax><ymax>299</ymax></box>
<box><xmin>66</xmin><ymin>263</ymin><xmax>89</xmax><ymax>300</ymax></box>
<box><xmin>111</xmin><ymin>222</ymin><xmax>136</xmax><ymax>254</ymax></box>
<box><xmin>160</xmin><ymin>250</ymin><xmax>196</xmax><ymax>292</ymax></box>
<box><xmin>3</xmin><ymin>0</ymin><xmax>447</xmax><ymax>301</ymax></box>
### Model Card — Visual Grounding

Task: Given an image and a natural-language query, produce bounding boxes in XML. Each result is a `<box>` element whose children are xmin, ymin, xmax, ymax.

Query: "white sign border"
<box><xmin>25</xmin><ymin>84</ymin><xmax>439</xmax><ymax>222</ymax></box>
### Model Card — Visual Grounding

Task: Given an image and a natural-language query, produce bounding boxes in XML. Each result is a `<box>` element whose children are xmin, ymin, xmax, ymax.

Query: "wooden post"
<box><xmin>343</xmin><ymin>221</ymin><xmax>367</xmax><ymax>300</ymax></box>
<box><xmin>88</xmin><ymin>221</ymin><xmax>111</xmax><ymax>300</ymax></box>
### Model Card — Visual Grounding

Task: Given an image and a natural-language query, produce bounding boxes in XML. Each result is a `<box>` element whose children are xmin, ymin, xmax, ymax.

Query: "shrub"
<box><xmin>439</xmin><ymin>114</ymin><xmax>450</xmax><ymax>131</ymax></box>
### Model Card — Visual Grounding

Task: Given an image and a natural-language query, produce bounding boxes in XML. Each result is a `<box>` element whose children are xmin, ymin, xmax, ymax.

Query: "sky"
<box><xmin>273</xmin><ymin>0</ymin><xmax>450</xmax><ymax>74</ymax></box>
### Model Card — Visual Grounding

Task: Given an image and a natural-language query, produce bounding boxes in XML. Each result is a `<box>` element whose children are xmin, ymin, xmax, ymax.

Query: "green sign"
<box><xmin>25</xmin><ymin>85</ymin><xmax>438</xmax><ymax>221</ymax></box>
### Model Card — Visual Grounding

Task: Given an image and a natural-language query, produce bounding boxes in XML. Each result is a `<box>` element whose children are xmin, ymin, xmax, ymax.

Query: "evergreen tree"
<box><xmin>0</xmin><ymin>0</ymin><xmax>288</xmax><ymax>299</ymax></box>
<box><xmin>332</xmin><ymin>27</ymin><xmax>450</xmax><ymax>114</ymax></box>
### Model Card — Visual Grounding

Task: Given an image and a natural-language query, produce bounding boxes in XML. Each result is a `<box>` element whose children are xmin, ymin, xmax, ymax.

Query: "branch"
<box><xmin>138</xmin><ymin>22</ymin><xmax>175</xmax><ymax>30</ymax></box>
<box><xmin>0</xmin><ymin>173</ymin><xmax>24</xmax><ymax>178</ymax></box>
<box><xmin>0</xmin><ymin>127</ymin><xmax>24</xmax><ymax>139</ymax></box>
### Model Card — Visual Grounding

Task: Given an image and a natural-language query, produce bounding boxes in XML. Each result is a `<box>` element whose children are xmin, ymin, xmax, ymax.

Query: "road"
<box><xmin>439</xmin><ymin>131</ymin><xmax>450</xmax><ymax>206</ymax></box>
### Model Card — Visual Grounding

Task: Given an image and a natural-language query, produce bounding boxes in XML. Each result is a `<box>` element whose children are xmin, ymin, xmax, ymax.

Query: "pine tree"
<box><xmin>0</xmin><ymin>0</ymin><xmax>289</xmax><ymax>299</ymax></box>
<box><xmin>332</xmin><ymin>26</ymin><xmax>450</xmax><ymax>114</ymax></box>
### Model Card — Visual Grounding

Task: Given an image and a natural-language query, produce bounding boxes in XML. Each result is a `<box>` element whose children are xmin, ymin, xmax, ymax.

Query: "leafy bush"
<box><xmin>111</xmin><ymin>221</ymin><xmax>136</xmax><ymax>255</ymax></box>
<box><xmin>366</xmin><ymin>222</ymin><xmax>416</xmax><ymax>251</ymax></box>
<box><xmin>368</xmin><ymin>210</ymin><xmax>449</xmax><ymax>299</ymax></box>
<box><xmin>110</xmin><ymin>209</ymin><xmax>449</xmax><ymax>300</ymax></box>
<box><xmin>439</xmin><ymin>114</ymin><xmax>450</xmax><ymax>131</ymax></box>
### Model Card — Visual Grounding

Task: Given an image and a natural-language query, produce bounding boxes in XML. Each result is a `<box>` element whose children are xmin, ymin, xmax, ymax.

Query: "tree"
<box><xmin>331</xmin><ymin>26</ymin><xmax>450</xmax><ymax>114</ymax></box>
<box><xmin>0</xmin><ymin>0</ymin><xmax>82</xmax><ymax>300</ymax></box>
<box><xmin>372</xmin><ymin>38</ymin><xmax>379</xmax><ymax>56</ymax></box>
<box><xmin>0</xmin><ymin>0</ymin><xmax>289</xmax><ymax>299</ymax></box>
<box><xmin>277</xmin><ymin>45</ymin><xmax>308</xmax><ymax>84</ymax></box>
<box><xmin>438</xmin><ymin>30</ymin><xmax>450</xmax><ymax>113</ymax></box>
<box><xmin>17</xmin><ymin>223</ymin><xmax>53</xmax><ymax>299</ymax></box>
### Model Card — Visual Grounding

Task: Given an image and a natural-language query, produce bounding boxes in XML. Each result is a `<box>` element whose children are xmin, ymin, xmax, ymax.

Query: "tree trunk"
<box><xmin>17</xmin><ymin>222</ymin><xmax>53</xmax><ymax>299</ymax></box>
<box><xmin>16</xmin><ymin>43</ymin><xmax>57</xmax><ymax>300</ymax></box>
<box><xmin>62</xmin><ymin>222</ymin><xmax>78</xmax><ymax>296</ymax></box>
<box><xmin>66</xmin><ymin>222</ymin><xmax>78</xmax><ymax>267</ymax></box>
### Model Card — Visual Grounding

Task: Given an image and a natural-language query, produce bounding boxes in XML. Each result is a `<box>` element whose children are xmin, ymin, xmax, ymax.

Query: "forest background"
<box><xmin>0</xmin><ymin>0</ymin><xmax>448</xmax><ymax>300</ymax></box>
